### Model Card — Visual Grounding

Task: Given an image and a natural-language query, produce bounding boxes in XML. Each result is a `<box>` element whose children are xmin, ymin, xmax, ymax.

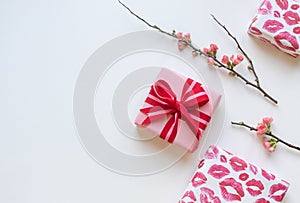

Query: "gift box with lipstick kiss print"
<box><xmin>249</xmin><ymin>0</ymin><xmax>300</xmax><ymax>57</ymax></box>
<box><xmin>179</xmin><ymin>146</ymin><xmax>289</xmax><ymax>203</ymax></box>
<box><xmin>135</xmin><ymin>68</ymin><xmax>221</xmax><ymax>153</ymax></box>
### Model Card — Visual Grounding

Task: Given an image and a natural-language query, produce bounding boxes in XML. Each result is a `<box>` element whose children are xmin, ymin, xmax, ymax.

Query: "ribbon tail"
<box><xmin>160</xmin><ymin>113</ymin><xmax>179</xmax><ymax>143</ymax></box>
<box><xmin>181</xmin><ymin>111</ymin><xmax>201</xmax><ymax>139</ymax></box>
<box><xmin>140</xmin><ymin>107</ymin><xmax>175</xmax><ymax>125</ymax></box>
<box><xmin>188</xmin><ymin>109</ymin><xmax>211</xmax><ymax>139</ymax></box>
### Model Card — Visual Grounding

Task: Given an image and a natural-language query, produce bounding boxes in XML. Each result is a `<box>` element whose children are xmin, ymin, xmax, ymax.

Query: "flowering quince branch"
<box><xmin>211</xmin><ymin>15</ymin><xmax>260</xmax><ymax>86</ymax></box>
<box><xmin>211</xmin><ymin>16</ymin><xmax>277</xmax><ymax>105</ymax></box>
<box><xmin>118</xmin><ymin>1</ymin><xmax>278</xmax><ymax>104</ymax></box>
<box><xmin>231</xmin><ymin>117</ymin><xmax>300</xmax><ymax>152</ymax></box>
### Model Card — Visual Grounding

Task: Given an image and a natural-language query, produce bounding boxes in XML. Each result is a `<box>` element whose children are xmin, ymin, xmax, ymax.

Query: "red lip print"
<box><xmin>255</xmin><ymin>198</ymin><xmax>270</xmax><ymax>203</ymax></box>
<box><xmin>291</xmin><ymin>4</ymin><xmax>300</xmax><ymax>10</ymax></box>
<box><xmin>263</xmin><ymin>20</ymin><xmax>284</xmax><ymax>33</ymax></box>
<box><xmin>249</xmin><ymin>163</ymin><xmax>258</xmax><ymax>175</ymax></box>
<box><xmin>182</xmin><ymin>190</ymin><xmax>197</xmax><ymax>201</ymax></box>
<box><xmin>199</xmin><ymin>187</ymin><xmax>221</xmax><ymax>203</ymax></box>
<box><xmin>205</xmin><ymin>146</ymin><xmax>219</xmax><ymax>159</ymax></box>
<box><xmin>269</xmin><ymin>183</ymin><xmax>288</xmax><ymax>201</ymax></box>
<box><xmin>283</xmin><ymin>11</ymin><xmax>300</xmax><ymax>25</ymax></box>
<box><xmin>239</xmin><ymin>173</ymin><xmax>249</xmax><ymax>181</ymax></box>
<box><xmin>229</xmin><ymin>156</ymin><xmax>247</xmax><ymax>172</ymax></box>
<box><xmin>261</xmin><ymin>169</ymin><xmax>275</xmax><ymax>181</ymax></box>
<box><xmin>208</xmin><ymin>164</ymin><xmax>230</xmax><ymax>179</ymax></box>
<box><xmin>293</xmin><ymin>26</ymin><xmax>300</xmax><ymax>34</ymax></box>
<box><xmin>198</xmin><ymin>159</ymin><xmax>205</xmax><ymax>168</ymax></box>
<box><xmin>274</xmin><ymin>31</ymin><xmax>299</xmax><ymax>52</ymax></box>
<box><xmin>246</xmin><ymin>179</ymin><xmax>265</xmax><ymax>197</ymax></box>
<box><xmin>192</xmin><ymin>172</ymin><xmax>207</xmax><ymax>187</ymax></box>
<box><xmin>219</xmin><ymin>178</ymin><xmax>245</xmax><ymax>201</ymax></box>
<box><xmin>220</xmin><ymin>155</ymin><xmax>227</xmax><ymax>163</ymax></box>
<box><xmin>258</xmin><ymin>0</ymin><xmax>272</xmax><ymax>14</ymax></box>
<box><xmin>274</xmin><ymin>10</ymin><xmax>281</xmax><ymax>17</ymax></box>
<box><xmin>276</xmin><ymin>0</ymin><xmax>289</xmax><ymax>10</ymax></box>
<box><xmin>249</xmin><ymin>26</ymin><xmax>263</xmax><ymax>35</ymax></box>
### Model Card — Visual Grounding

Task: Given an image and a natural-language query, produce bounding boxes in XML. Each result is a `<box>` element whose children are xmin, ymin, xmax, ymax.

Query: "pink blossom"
<box><xmin>203</xmin><ymin>48</ymin><xmax>209</xmax><ymax>54</ymax></box>
<box><xmin>257</xmin><ymin>127</ymin><xmax>267</xmax><ymax>136</ymax></box>
<box><xmin>268</xmin><ymin>146</ymin><xmax>275</xmax><ymax>152</ymax></box>
<box><xmin>263</xmin><ymin>137</ymin><xmax>271</xmax><ymax>148</ymax></box>
<box><xmin>177</xmin><ymin>42</ymin><xmax>186</xmax><ymax>51</ymax></box>
<box><xmin>237</xmin><ymin>54</ymin><xmax>244</xmax><ymax>62</ymax></box>
<box><xmin>230</xmin><ymin>54</ymin><xmax>235</xmax><ymax>61</ymax></box>
<box><xmin>257</xmin><ymin>122</ymin><xmax>268</xmax><ymax>136</ymax></box>
<box><xmin>192</xmin><ymin>51</ymin><xmax>198</xmax><ymax>57</ymax></box>
<box><xmin>209</xmin><ymin>43</ymin><xmax>218</xmax><ymax>52</ymax></box>
<box><xmin>262</xmin><ymin>117</ymin><xmax>273</xmax><ymax>124</ymax></box>
<box><xmin>228</xmin><ymin>54</ymin><xmax>244</xmax><ymax>65</ymax></box>
<box><xmin>176</xmin><ymin>32</ymin><xmax>183</xmax><ymax>39</ymax></box>
<box><xmin>233</xmin><ymin>58</ymin><xmax>241</xmax><ymax>65</ymax></box>
<box><xmin>221</xmin><ymin>55</ymin><xmax>229</xmax><ymax>64</ymax></box>
<box><xmin>184</xmin><ymin>33</ymin><xmax>191</xmax><ymax>39</ymax></box>
<box><xmin>207</xmin><ymin>58</ymin><xmax>215</xmax><ymax>66</ymax></box>
<box><xmin>203</xmin><ymin>44</ymin><xmax>218</xmax><ymax>55</ymax></box>
<box><xmin>263</xmin><ymin>137</ymin><xmax>276</xmax><ymax>152</ymax></box>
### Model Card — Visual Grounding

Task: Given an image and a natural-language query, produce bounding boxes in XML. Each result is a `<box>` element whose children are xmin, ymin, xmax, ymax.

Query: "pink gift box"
<box><xmin>135</xmin><ymin>68</ymin><xmax>221</xmax><ymax>153</ymax></box>
<box><xmin>179</xmin><ymin>146</ymin><xmax>289</xmax><ymax>203</ymax></box>
<box><xmin>248</xmin><ymin>0</ymin><xmax>300</xmax><ymax>57</ymax></box>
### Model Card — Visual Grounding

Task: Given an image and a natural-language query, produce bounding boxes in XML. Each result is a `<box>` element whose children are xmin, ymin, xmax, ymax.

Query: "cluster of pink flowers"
<box><xmin>222</xmin><ymin>54</ymin><xmax>244</xmax><ymax>76</ymax></box>
<box><xmin>203</xmin><ymin>43</ymin><xmax>219</xmax><ymax>56</ymax></box>
<box><xmin>202</xmin><ymin>44</ymin><xmax>219</xmax><ymax>66</ymax></box>
<box><xmin>176</xmin><ymin>32</ymin><xmax>191</xmax><ymax>51</ymax></box>
<box><xmin>177</xmin><ymin>40</ymin><xmax>246</xmax><ymax>72</ymax></box>
<box><xmin>257</xmin><ymin>117</ymin><xmax>273</xmax><ymax>136</ymax></box>
<box><xmin>256</xmin><ymin>117</ymin><xmax>277</xmax><ymax>152</ymax></box>
<box><xmin>200</xmin><ymin>44</ymin><xmax>245</xmax><ymax>74</ymax></box>
<box><xmin>263</xmin><ymin>137</ymin><xmax>277</xmax><ymax>152</ymax></box>
<box><xmin>222</xmin><ymin>54</ymin><xmax>244</xmax><ymax>67</ymax></box>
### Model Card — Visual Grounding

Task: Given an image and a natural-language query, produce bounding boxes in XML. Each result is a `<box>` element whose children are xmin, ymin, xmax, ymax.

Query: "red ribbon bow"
<box><xmin>140</xmin><ymin>78</ymin><xmax>211</xmax><ymax>143</ymax></box>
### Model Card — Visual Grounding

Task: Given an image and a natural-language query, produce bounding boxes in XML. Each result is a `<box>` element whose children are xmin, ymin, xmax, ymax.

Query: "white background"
<box><xmin>1</xmin><ymin>0</ymin><xmax>300</xmax><ymax>202</ymax></box>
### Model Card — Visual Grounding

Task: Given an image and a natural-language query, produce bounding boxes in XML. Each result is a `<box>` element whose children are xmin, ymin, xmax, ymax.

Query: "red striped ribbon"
<box><xmin>140</xmin><ymin>78</ymin><xmax>211</xmax><ymax>143</ymax></box>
